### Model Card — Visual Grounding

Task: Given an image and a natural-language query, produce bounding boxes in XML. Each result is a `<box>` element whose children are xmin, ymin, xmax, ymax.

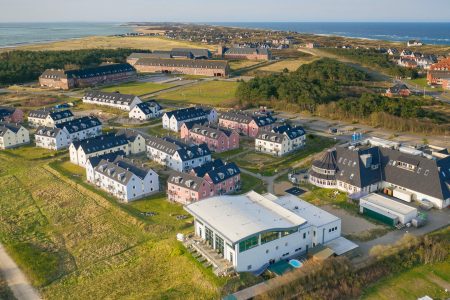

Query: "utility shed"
<box><xmin>360</xmin><ymin>193</ymin><xmax>418</xmax><ymax>226</ymax></box>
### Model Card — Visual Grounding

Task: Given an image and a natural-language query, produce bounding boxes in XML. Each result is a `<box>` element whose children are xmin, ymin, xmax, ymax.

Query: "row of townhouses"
<box><xmin>129</xmin><ymin>101</ymin><xmax>163</xmax><ymax>120</ymax></box>
<box><xmin>28</xmin><ymin>108</ymin><xmax>75</xmax><ymax>128</ymax></box>
<box><xmin>82</xmin><ymin>91</ymin><xmax>143</xmax><ymax>111</ymax></box>
<box><xmin>146</xmin><ymin>136</ymin><xmax>211</xmax><ymax>172</ymax></box>
<box><xmin>162</xmin><ymin>107</ymin><xmax>217</xmax><ymax>132</ymax></box>
<box><xmin>255</xmin><ymin>124</ymin><xmax>306</xmax><ymax>157</ymax></box>
<box><xmin>218</xmin><ymin>112</ymin><xmax>276</xmax><ymax>138</ymax></box>
<box><xmin>35</xmin><ymin>116</ymin><xmax>102</xmax><ymax>150</ymax></box>
<box><xmin>309</xmin><ymin>137</ymin><xmax>450</xmax><ymax>209</ymax></box>
<box><xmin>167</xmin><ymin>159</ymin><xmax>241</xmax><ymax>204</ymax></box>
<box><xmin>180</xmin><ymin>123</ymin><xmax>239</xmax><ymax>153</ymax></box>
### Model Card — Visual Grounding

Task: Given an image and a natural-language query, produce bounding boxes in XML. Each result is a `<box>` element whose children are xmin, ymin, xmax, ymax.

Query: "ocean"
<box><xmin>1</xmin><ymin>22</ymin><xmax>450</xmax><ymax>48</ymax></box>
<box><xmin>0</xmin><ymin>22</ymin><xmax>132</xmax><ymax>48</ymax></box>
<box><xmin>208</xmin><ymin>22</ymin><xmax>450</xmax><ymax>45</ymax></box>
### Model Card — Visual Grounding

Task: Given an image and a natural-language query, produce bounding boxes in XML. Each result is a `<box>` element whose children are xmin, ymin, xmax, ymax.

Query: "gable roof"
<box><xmin>201</xmin><ymin>161</ymin><xmax>241</xmax><ymax>184</ymax></box>
<box><xmin>146</xmin><ymin>135</ymin><xmax>211</xmax><ymax>161</ymax></box>
<box><xmin>133</xmin><ymin>101</ymin><xmax>161</xmax><ymax>115</ymax></box>
<box><xmin>40</xmin><ymin>63</ymin><xmax>135</xmax><ymax>80</ymax></box>
<box><xmin>0</xmin><ymin>123</ymin><xmax>23</xmax><ymax>136</ymax></box>
<box><xmin>84</xmin><ymin>91</ymin><xmax>138</xmax><ymax>105</ymax></box>
<box><xmin>56</xmin><ymin>116</ymin><xmax>101</xmax><ymax>134</ymax></box>
<box><xmin>164</xmin><ymin>107</ymin><xmax>210</xmax><ymax>122</ymax></box>
<box><xmin>87</xmin><ymin>150</ymin><xmax>126</xmax><ymax>169</ymax></box>
<box><xmin>72</xmin><ymin>133</ymin><xmax>129</xmax><ymax>154</ymax></box>
<box><xmin>0</xmin><ymin>107</ymin><xmax>16</xmax><ymax>119</ymax></box>
<box><xmin>272</xmin><ymin>124</ymin><xmax>306</xmax><ymax>140</ymax></box>
<box><xmin>95</xmin><ymin>157</ymin><xmax>152</xmax><ymax>185</ymax></box>
<box><xmin>35</xmin><ymin>126</ymin><xmax>65</xmax><ymax>138</ymax></box>
<box><xmin>168</xmin><ymin>171</ymin><xmax>208</xmax><ymax>192</ymax></box>
<box><xmin>171</xmin><ymin>48</ymin><xmax>211</xmax><ymax>59</ymax></box>
<box><xmin>115</xmin><ymin>129</ymin><xmax>143</xmax><ymax>142</ymax></box>
<box><xmin>135</xmin><ymin>58</ymin><xmax>228</xmax><ymax>70</ymax></box>
<box><xmin>388</xmin><ymin>84</ymin><xmax>410</xmax><ymax>94</ymax></box>
<box><xmin>189</xmin><ymin>124</ymin><xmax>231</xmax><ymax>139</ymax></box>
<box><xmin>256</xmin><ymin>131</ymin><xmax>287</xmax><ymax>143</ymax></box>
<box><xmin>29</xmin><ymin>109</ymin><xmax>73</xmax><ymax>120</ymax></box>
<box><xmin>224</xmin><ymin>47</ymin><xmax>270</xmax><ymax>56</ymax></box>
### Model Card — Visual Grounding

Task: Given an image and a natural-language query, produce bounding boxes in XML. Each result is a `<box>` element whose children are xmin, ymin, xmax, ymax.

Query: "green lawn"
<box><xmin>235</xmin><ymin>135</ymin><xmax>336</xmax><ymax>176</ymax></box>
<box><xmin>0</xmin><ymin>153</ymin><xmax>224</xmax><ymax>299</ymax></box>
<box><xmin>147</xmin><ymin>124</ymin><xmax>174</xmax><ymax>137</ymax></box>
<box><xmin>405</xmin><ymin>77</ymin><xmax>443</xmax><ymax>92</ymax></box>
<box><xmin>156</xmin><ymin>80</ymin><xmax>239</xmax><ymax>107</ymax></box>
<box><xmin>301</xmin><ymin>185</ymin><xmax>358</xmax><ymax>214</ymax></box>
<box><xmin>102</xmin><ymin>81</ymin><xmax>174</xmax><ymax>96</ymax></box>
<box><xmin>238</xmin><ymin>173</ymin><xmax>266</xmax><ymax>194</ymax></box>
<box><xmin>362</xmin><ymin>261</ymin><xmax>450</xmax><ymax>300</ymax></box>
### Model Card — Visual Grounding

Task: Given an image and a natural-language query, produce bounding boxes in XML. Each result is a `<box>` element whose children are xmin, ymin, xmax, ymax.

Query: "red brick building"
<box><xmin>0</xmin><ymin>107</ymin><xmax>24</xmax><ymax>123</ymax></box>
<box><xmin>133</xmin><ymin>58</ymin><xmax>229</xmax><ymax>77</ymax></box>
<box><xmin>427</xmin><ymin>58</ymin><xmax>450</xmax><ymax>86</ymax></box>
<box><xmin>39</xmin><ymin>63</ymin><xmax>137</xmax><ymax>90</ymax></box>
<box><xmin>217</xmin><ymin>46</ymin><xmax>271</xmax><ymax>61</ymax></box>
<box><xmin>385</xmin><ymin>84</ymin><xmax>411</xmax><ymax>97</ymax></box>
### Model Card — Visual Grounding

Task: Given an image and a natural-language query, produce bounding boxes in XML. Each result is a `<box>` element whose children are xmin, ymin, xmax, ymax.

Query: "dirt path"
<box><xmin>427</xmin><ymin>273</ymin><xmax>450</xmax><ymax>291</ymax></box>
<box><xmin>0</xmin><ymin>244</ymin><xmax>41</xmax><ymax>300</ymax></box>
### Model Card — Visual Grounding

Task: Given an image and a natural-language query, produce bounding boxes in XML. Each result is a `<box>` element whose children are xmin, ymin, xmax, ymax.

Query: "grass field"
<box><xmin>234</xmin><ymin>135</ymin><xmax>336</xmax><ymax>176</ymax></box>
<box><xmin>256</xmin><ymin>57</ymin><xmax>317</xmax><ymax>72</ymax></box>
<box><xmin>156</xmin><ymin>80</ymin><xmax>239</xmax><ymax>107</ymax></box>
<box><xmin>405</xmin><ymin>77</ymin><xmax>444</xmax><ymax>92</ymax></box>
<box><xmin>0</xmin><ymin>150</ymin><xmax>223</xmax><ymax>299</ymax></box>
<box><xmin>102</xmin><ymin>81</ymin><xmax>174</xmax><ymax>96</ymax></box>
<box><xmin>228</xmin><ymin>60</ymin><xmax>263</xmax><ymax>71</ymax></box>
<box><xmin>2</xmin><ymin>36</ymin><xmax>216</xmax><ymax>52</ymax></box>
<box><xmin>362</xmin><ymin>261</ymin><xmax>450</xmax><ymax>300</ymax></box>
<box><xmin>238</xmin><ymin>173</ymin><xmax>266</xmax><ymax>194</ymax></box>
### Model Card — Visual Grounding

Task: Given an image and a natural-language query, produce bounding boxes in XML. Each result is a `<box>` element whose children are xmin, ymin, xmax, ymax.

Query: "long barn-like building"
<box><xmin>133</xmin><ymin>58</ymin><xmax>229</xmax><ymax>77</ymax></box>
<box><xmin>39</xmin><ymin>63</ymin><xmax>137</xmax><ymax>90</ymax></box>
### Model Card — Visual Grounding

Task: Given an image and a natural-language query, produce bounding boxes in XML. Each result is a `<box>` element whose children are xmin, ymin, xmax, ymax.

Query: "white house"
<box><xmin>0</xmin><ymin>123</ymin><xmax>30</xmax><ymax>149</ymax></box>
<box><xmin>28</xmin><ymin>109</ymin><xmax>74</xmax><ymax>128</ymax></box>
<box><xmin>35</xmin><ymin>116</ymin><xmax>102</xmax><ymax>150</ymax></box>
<box><xmin>129</xmin><ymin>101</ymin><xmax>162</xmax><ymax>120</ymax></box>
<box><xmin>82</xmin><ymin>91</ymin><xmax>142</xmax><ymax>111</ymax></box>
<box><xmin>115</xmin><ymin>129</ymin><xmax>146</xmax><ymax>154</ymax></box>
<box><xmin>86</xmin><ymin>151</ymin><xmax>127</xmax><ymax>183</ymax></box>
<box><xmin>255</xmin><ymin>125</ymin><xmax>306</xmax><ymax>157</ymax></box>
<box><xmin>93</xmin><ymin>156</ymin><xmax>159</xmax><ymax>202</ymax></box>
<box><xmin>162</xmin><ymin>107</ymin><xmax>217</xmax><ymax>132</ymax></box>
<box><xmin>146</xmin><ymin>136</ymin><xmax>212</xmax><ymax>172</ymax></box>
<box><xmin>185</xmin><ymin>191</ymin><xmax>348</xmax><ymax>273</ymax></box>
<box><xmin>69</xmin><ymin>134</ymin><xmax>130</xmax><ymax>167</ymax></box>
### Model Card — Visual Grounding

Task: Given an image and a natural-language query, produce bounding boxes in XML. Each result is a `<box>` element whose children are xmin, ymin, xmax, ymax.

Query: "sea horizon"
<box><xmin>1</xmin><ymin>21</ymin><xmax>450</xmax><ymax>48</ymax></box>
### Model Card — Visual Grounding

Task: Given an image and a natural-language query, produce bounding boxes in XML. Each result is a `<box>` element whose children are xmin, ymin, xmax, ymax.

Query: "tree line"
<box><xmin>0</xmin><ymin>49</ymin><xmax>147</xmax><ymax>85</ymax></box>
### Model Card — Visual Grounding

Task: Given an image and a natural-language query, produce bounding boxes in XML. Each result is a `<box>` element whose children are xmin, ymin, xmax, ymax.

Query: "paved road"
<box><xmin>0</xmin><ymin>244</ymin><xmax>41</xmax><ymax>300</ymax></box>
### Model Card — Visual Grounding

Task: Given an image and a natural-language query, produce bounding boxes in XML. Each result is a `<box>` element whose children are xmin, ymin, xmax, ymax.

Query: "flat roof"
<box><xmin>184</xmin><ymin>191</ymin><xmax>307</xmax><ymax>244</ymax></box>
<box><xmin>273</xmin><ymin>194</ymin><xmax>341</xmax><ymax>227</ymax></box>
<box><xmin>324</xmin><ymin>237</ymin><xmax>359</xmax><ymax>255</ymax></box>
<box><xmin>360</xmin><ymin>193</ymin><xmax>417</xmax><ymax>215</ymax></box>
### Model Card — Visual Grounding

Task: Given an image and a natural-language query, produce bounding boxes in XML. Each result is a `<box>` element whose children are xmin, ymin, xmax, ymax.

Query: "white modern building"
<box><xmin>86</xmin><ymin>151</ymin><xmax>127</xmax><ymax>183</ymax></box>
<box><xmin>360</xmin><ymin>193</ymin><xmax>418</xmax><ymax>226</ymax></box>
<box><xmin>146</xmin><ymin>136</ymin><xmax>212</xmax><ymax>172</ymax></box>
<box><xmin>93</xmin><ymin>156</ymin><xmax>159</xmax><ymax>202</ymax></box>
<box><xmin>28</xmin><ymin>109</ymin><xmax>74</xmax><ymax>128</ymax></box>
<box><xmin>129</xmin><ymin>101</ymin><xmax>162</xmax><ymax>120</ymax></box>
<box><xmin>69</xmin><ymin>134</ymin><xmax>130</xmax><ymax>167</ymax></box>
<box><xmin>35</xmin><ymin>116</ymin><xmax>102</xmax><ymax>150</ymax></box>
<box><xmin>162</xmin><ymin>107</ymin><xmax>217</xmax><ymax>132</ymax></box>
<box><xmin>0</xmin><ymin>123</ymin><xmax>30</xmax><ymax>149</ymax></box>
<box><xmin>82</xmin><ymin>91</ymin><xmax>142</xmax><ymax>111</ymax></box>
<box><xmin>255</xmin><ymin>125</ymin><xmax>306</xmax><ymax>157</ymax></box>
<box><xmin>185</xmin><ymin>191</ymin><xmax>345</xmax><ymax>273</ymax></box>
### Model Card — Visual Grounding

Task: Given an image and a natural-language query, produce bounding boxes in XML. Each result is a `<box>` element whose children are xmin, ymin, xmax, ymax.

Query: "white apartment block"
<box><xmin>0</xmin><ymin>123</ymin><xmax>30</xmax><ymax>149</ymax></box>
<box><xmin>255</xmin><ymin>125</ymin><xmax>306</xmax><ymax>157</ymax></box>
<box><xmin>83</xmin><ymin>91</ymin><xmax>142</xmax><ymax>111</ymax></box>
<box><xmin>162</xmin><ymin>107</ymin><xmax>217</xmax><ymax>132</ymax></box>
<box><xmin>28</xmin><ymin>109</ymin><xmax>74</xmax><ymax>128</ymax></box>
<box><xmin>129</xmin><ymin>101</ymin><xmax>162</xmax><ymax>120</ymax></box>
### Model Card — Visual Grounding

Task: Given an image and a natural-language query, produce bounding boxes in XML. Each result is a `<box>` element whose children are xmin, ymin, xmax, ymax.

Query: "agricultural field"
<box><xmin>2</xmin><ymin>36</ymin><xmax>216</xmax><ymax>52</ymax></box>
<box><xmin>102</xmin><ymin>81</ymin><xmax>174</xmax><ymax>96</ymax></box>
<box><xmin>233</xmin><ymin>135</ymin><xmax>336</xmax><ymax>176</ymax></box>
<box><xmin>156</xmin><ymin>80</ymin><xmax>239</xmax><ymax>107</ymax></box>
<box><xmin>362</xmin><ymin>261</ymin><xmax>450</xmax><ymax>300</ymax></box>
<box><xmin>0</xmin><ymin>151</ymin><xmax>225</xmax><ymax>299</ymax></box>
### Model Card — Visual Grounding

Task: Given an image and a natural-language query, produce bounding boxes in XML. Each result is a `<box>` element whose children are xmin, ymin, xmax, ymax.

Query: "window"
<box><xmin>281</xmin><ymin>228</ymin><xmax>297</xmax><ymax>237</ymax></box>
<box><xmin>239</xmin><ymin>236</ymin><xmax>258</xmax><ymax>252</ymax></box>
<box><xmin>261</xmin><ymin>231</ymin><xmax>279</xmax><ymax>244</ymax></box>
<box><xmin>247</xmin><ymin>265</ymin><xmax>252</xmax><ymax>270</ymax></box>
<box><xmin>205</xmin><ymin>227</ymin><xmax>214</xmax><ymax>246</ymax></box>
<box><xmin>303</xmin><ymin>233</ymin><xmax>306</xmax><ymax>239</ymax></box>
<box><xmin>266</xmin><ymin>249</ymin><xmax>269</xmax><ymax>254</ymax></box>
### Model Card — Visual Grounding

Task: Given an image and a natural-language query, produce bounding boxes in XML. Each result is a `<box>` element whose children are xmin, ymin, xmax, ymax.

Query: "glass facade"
<box><xmin>215</xmin><ymin>235</ymin><xmax>224</xmax><ymax>256</ymax></box>
<box><xmin>205</xmin><ymin>226</ymin><xmax>214</xmax><ymax>246</ymax></box>
<box><xmin>281</xmin><ymin>228</ymin><xmax>298</xmax><ymax>237</ymax></box>
<box><xmin>239</xmin><ymin>236</ymin><xmax>258</xmax><ymax>252</ymax></box>
<box><xmin>261</xmin><ymin>231</ymin><xmax>279</xmax><ymax>244</ymax></box>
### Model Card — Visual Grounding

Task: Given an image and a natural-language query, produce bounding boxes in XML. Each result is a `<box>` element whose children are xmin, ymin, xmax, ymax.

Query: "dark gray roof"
<box><xmin>192</xmin><ymin>160</ymin><xmax>240</xmax><ymax>184</ymax></box>
<box><xmin>219</xmin><ymin>112</ymin><xmax>253</xmax><ymax>124</ymax></box>
<box><xmin>35</xmin><ymin>126</ymin><xmax>64</xmax><ymax>138</ymax></box>
<box><xmin>0</xmin><ymin>123</ymin><xmax>23</xmax><ymax>136</ymax></box>
<box><xmin>40</xmin><ymin>64</ymin><xmax>135</xmax><ymax>80</ymax></box>
<box><xmin>168</xmin><ymin>171</ymin><xmax>208</xmax><ymax>192</ymax></box>
<box><xmin>256</xmin><ymin>131</ymin><xmax>287</xmax><ymax>143</ymax></box>
<box><xmin>165</xmin><ymin>107</ymin><xmax>209</xmax><ymax>122</ymax></box>
<box><xmin>135</xmin><ymin>58</ymin><xmax>228</xmax><ymax>69</ymax></box>
<box><xmin>56</xmin><ymin>116</ymin><xmax>101</xmax><ymax>134</ymax></box>
<box><xmin>29</xmin><ymin>109</ymin><xmax>73</xmax><ymax>121</ymax></box>
<box><xmin>192</xmin><ymin>159</ymin><xmax>225</xmax><ymax>177</ymax></box>
<box><xmin>95</xmin><ymin>157</ymin><xmax>152</xmax><ymax>185</ymax></box>
<box><xmin>388</xmin><ymin>84</ymin><xmax>410</xmax><ymax>94</ymax></box>
<box><xmin>253</xmin><ymin>115</ymin><xmax>276</xmax><ymax>127</ymax></box>
<box><xmin>189</xmin><ymin>124</ymin><xmax>233</xmax><ymax>139</ymax></box>
<box><xmin>0</xmin><ymin>107</ymin><xmax>16</xmax><ymax>120</ymax></box>
<box><xmin>134</xmin><ymin>101</ymin><xmax>161</xmax><ymax>115</ymax></box>
<box><xmin>272</xmin><ymin>124</ymin><xmax>305</xmax><ymax>140</ymax></box>
<box><xmin>84</xmin><ymin>91</ymin><xmax>137</xmax><ymax>105</ymax></box>
<box><xmin>312</xmin><ymin>150</ymin><xmax>338</xmax><ymax>170</ymax></box>
<box><xmin>115</xmin><ymin>129</ymin><xmax>143</xmax><ymax>142</ymax></box>
<box><xmin>428</xmin><ymin>70</ymin><xmax>450</xmax><ymax>79</ymax></box>
<box><xmin>171</xmin><ymin>48</ymin><xmax>211</xmax><ymax>59</ymax></box>
<box><xmin>182</xmin><ymin>119</ymin><xmax>208</xmax><ymax>130</ymax></box>
<box><xmin>224</xmin><ymin>47</ymin><xmax>270</xmax><ymax>56</ymax></box>
<box><xmin>87</xmin><ymin>151</ymin><xmax>126</xmax><ymax>169</ymax></box>
<box><xmin>146</xmin><ymin>135</ymin><xmax>211</xmax><ymax>161</ymax></box>
<box><xmin>72</xmin><ymin>133</ymin><xmax>129</xmax><ymax>154</ymax></box>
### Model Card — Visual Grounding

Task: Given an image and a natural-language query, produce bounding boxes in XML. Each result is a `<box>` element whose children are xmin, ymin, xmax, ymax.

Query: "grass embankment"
<box><xmin>238</xmin><ymin>173</ymin><xmax>266</xmax><ymax>194</ymax></box>
<box><xmin>156</xmin><ymin>80</ymin><xmax>239</xmax><ymax>107</ymax></box>
<box><xmin>102</xmin><ymin>81</ymin><xmax>174</xmax><ymax>96</ymax></box>
<box><xmin>362</xmin><ymin>261</ymin><xmax>450</xmax><ymax>300</ymax></box>
<box><xmin>0</xmin><ymin>272</ymin><xmax>15</xmax><ymax>300</ymax></box>
<box><xmin>3</xmin><ymin>36</ymin><xmax>215</xmax><ymax>52</ymax></box>
<box><xmin>0</xmin><ymin>148</ymin><xmax>223</xmax><ymax>299</ymax></box>
<box><xmin>234</xmin><ymin>135</ymin><xmax>336</xmax><ymax>176</ymax></box>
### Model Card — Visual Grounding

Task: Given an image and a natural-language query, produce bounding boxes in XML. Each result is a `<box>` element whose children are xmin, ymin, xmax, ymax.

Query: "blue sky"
<box><xmin>1</xmin><ymin>0</ymin><xmax>449</xmax><ymax>22</ymax></box>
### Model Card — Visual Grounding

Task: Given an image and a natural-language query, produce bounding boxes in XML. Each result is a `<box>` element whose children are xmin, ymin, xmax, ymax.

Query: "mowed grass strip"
<box><xmin>156</xmin><ymin>80</ymin><xmax>239</xmax><ymax>106</ymax></box>
<box><xmin>102</xmin><ymin>81</ymin><xmax>174</xmax><ymax>96</ymax></box>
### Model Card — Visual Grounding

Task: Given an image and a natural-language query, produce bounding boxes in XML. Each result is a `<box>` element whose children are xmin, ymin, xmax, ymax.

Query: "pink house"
<box><xmin>191</xmin><ymin>159</ymin><xmax>241</xmax><ymax>195</ymax></box>
<box><xmin>167</xmin><ymin>172</ymin><xmax>214</xmax><ymax>204</ymax></box>
<box><xmin>218</xmin><ymin>112</ymin><xmax>276</xmax><ymax>138</ymax></box>
<box><xmin>0</xmin><ymin>107</ymin><xmax>24</xmax><ymax>123</ymax></box>
<box><xmin>180</xmin><ymin>123</ymin><xmax>239</xmax><ymax>153</ymax></box>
